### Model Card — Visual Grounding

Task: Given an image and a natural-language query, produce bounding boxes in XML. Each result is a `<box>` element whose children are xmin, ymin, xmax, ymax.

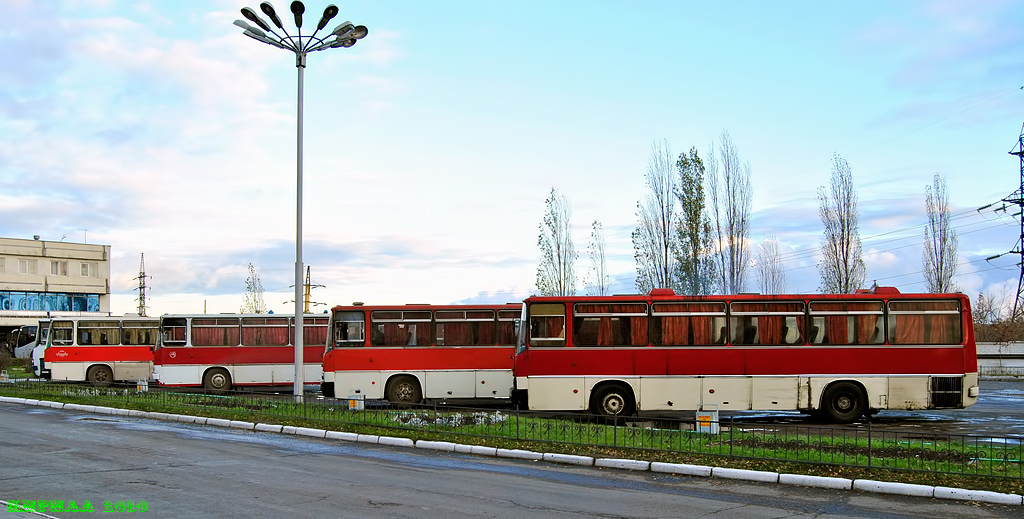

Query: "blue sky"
<box><xmin>1</xmin><ymin>0</ymin><xmax>1022</xmax><ymax>316</ymax></box>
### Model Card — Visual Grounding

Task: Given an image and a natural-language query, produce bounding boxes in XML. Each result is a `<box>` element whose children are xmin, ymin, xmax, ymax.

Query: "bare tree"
<box><xmin>632</xmin><ymin>140</ymin><xmax>677</xmax><ymax>292</ymax></box>
<box><xmin>974</xmin><ymin>286</ymin><xmax>1024</xmax><ymax>341</ymax></box>
<box><xmin>754</xmin><ymin>235</ymin><xmax>787</xmax><ymax>294</ymax></box>
<box><xmin>584</xmin><ymin>220</ymin><xmax>610</xmax><ymax>296</ymax></box>
<box><xmin>817</xmin><ymin>154</ymin><xmax>866</xmax><ymax>293</ymax></box>
<box><xmin>674</xmin><ymin>146</ymin><xmax>717</xmax><ymax>295</ymax></box>
<box><xmin>923</xmin><ymin>174</ymin><xmax>958</xmax><ymax>293</ymax></box>
<box><xmin>706</xmin><ymin>131</ymin><xmax>752</xmax><ymax>294</ymax></box>
<box><xmin>974</xmin><ymin>289</ymin><xmax>1007</xmax><ymax>326</ymax></box>
<box><xmin>536</xmin><ymin>187</ymin><xmax>577</xmax><ymax>296</ymax></box>
<box><xmin>240</xmin><ymin>262</ymin><xmax>267</xmax><ymax>314</ymax></box>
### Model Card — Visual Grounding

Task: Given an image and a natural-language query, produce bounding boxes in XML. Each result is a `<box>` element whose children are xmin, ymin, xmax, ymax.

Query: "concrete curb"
<box><xmin>229</xmin><ymin>420</ymin><xmax>255</xmax><ymax>430</ymax></box>
<box><xmin>779</xmin><ymin>473</ymin><xmax>852</xmax><ymax>490</ymax></box>
<box><xmin>543</xmin><ymin>453</ymin><xmax>594</xmax><ymax>466</ymax></box>
<box><xmin>651</xmin><ymin>462</ymin><xmax>713</xmax><ymax>477</ymax></box>
<box><xmin>596</xmin><ymin>458</ymin><xmax>650</xmax><ymax>471</ymax></box>
<box><xmin>496</xmin><ymin>448</ymin><xmax>543</xmax><ymax>461</ymax></box>
<box><xmin>416</xmin><ymin>440</ymin><xmax>457</xmax><ymax>452</ymax></box>
<box><xmin>853</xmin><ymin>479</ymin><xmax>935</xmax><ymax>498</ymax></box>
<box><xmin>379</xmin><ymin>436</ymin><xmax>415</xmax><ymax>448</ymax></box>
<box><xmin>712</xmin><ymin>467</ymin><xmax>780</xmax><ymax>483</ymax></box>
<box><xmin>356</xmin><ymin>434</ymin><xmax>380</xmax><ymax>444</ymax></box>
<box><xmin>934</xmin><ymin>486</ymin><xmax>1024</xmax><ymax>505</ymax></box>
<box><xmin>4</xmin><ymin>399</ymin><xmax>1021</xmax><ymax>506</ymax></box>
<box><xmin>325</xmin><ymin>431</ymin><xmax>357</xmax><ymax>441</ymax></box>
<box><xmin>295</xmin><ymin>427</ymin><xmax>327</xmax><ymax>438</ymax></box>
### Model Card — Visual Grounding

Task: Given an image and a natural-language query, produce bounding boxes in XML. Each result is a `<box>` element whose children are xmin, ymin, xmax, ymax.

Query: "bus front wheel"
<box><xmin>87</xmin><ymin>365</ymin><xmax>113</xmax><ymax>387</ymax></box>
<box><xmin>820</xmin><ymin>382</ymin><xmax>866</xmax><ymax>424</ymax></box>
<box><xmin>590</xmin><ymin>384</ymin><xmax>636</xmax><ymax>417</ymax></box>
<box><xmin>203</xmin><ymin>368</ymin><xmax>232</xmax><ymax>393</ymax></box>
<box><xmin>386</xmin><ymin>376</ymin><xmax>422</xmax><ymax>406</ymax></box>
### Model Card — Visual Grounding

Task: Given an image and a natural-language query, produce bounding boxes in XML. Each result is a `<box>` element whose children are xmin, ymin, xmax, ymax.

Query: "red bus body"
<box><xmin>37</xmin><ymin>316</ymin><xmax>159</xmax><ymax>386</ymax></box>
<box><xmin>512</xmin><ymin>287</ymin><xmax>978</xmax><ymax>422</ymax></box>
<box><xmin>152</xmin><ymin>314</ymin><xmax>328</xmax><ymax>391</ymax></box>
<box><xmin>322</xmin><ymin>304</ymin><xmax>520</xmax><ymax>403</ymax></box>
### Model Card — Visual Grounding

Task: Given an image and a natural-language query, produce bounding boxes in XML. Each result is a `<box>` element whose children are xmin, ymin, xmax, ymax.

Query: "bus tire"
<box><xmin>590</xmin><ymin>384</ymin><xmax>636</xmax><ymax>417</ymax></box>
<box><xmin>86</xmin><ymin>365</ymin><xmax>113</xmax><ymax>388</ymax></box>
<box><xmin>203</xmin><ymin>368</ymin><xmax>232</xmax><ymax>394</ymax></box>
<box><xmin>820</xmin><ymin>381</ymin><xmax>866</xmax><ymax>424</ymax></box>
<box><xmin>386</xmin><ymin>375</ymin><xmax>422</xmax><ymax>407</ymax></box>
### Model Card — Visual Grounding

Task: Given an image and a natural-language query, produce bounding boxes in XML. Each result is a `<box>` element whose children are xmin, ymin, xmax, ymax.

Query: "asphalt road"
<box><xmin>1</xmin><ymin>403</ymin><xmax>1020</xmax><ymax>518</ymax></box>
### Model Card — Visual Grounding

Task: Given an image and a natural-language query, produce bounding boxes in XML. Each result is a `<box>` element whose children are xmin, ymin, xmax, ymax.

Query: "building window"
<box><xmin>50</xmin><ymin>260</ymin><xmax>69</xmax><ymax>276</ymax></box>
<box><xmin>18</xmin><ymin>259</ymin><xmax>37</xmax><ymax>275</ymax></box>
<box><xmin>81</xmin><ymin>262</ymin><xmax>98</xmax><ymax>277</ymax></box>
<box><xmin>0</xmin><ymin>291</ymin><xmax>101</xmax><ymax>312</ymax></box>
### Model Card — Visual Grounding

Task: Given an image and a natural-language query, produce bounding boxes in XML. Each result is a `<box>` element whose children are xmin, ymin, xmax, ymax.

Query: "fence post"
<box><xmin>613</xmin><ymin>416</ymin><xmax>618</xmax><ymax>447</ymax></box>
<box><xmin>515</xmin><ymin>407</ymin><xmax>520</xmax><ymax>441</ymax></box>
<box><xmin>729</xmin><ymin>416</ymin><xmax>734</xmax><ymax>457</ymax></box>
<box><xmin>867</xmin><ymin>422</ymin><xmax>872</xmax><ymax>468</ymax></box>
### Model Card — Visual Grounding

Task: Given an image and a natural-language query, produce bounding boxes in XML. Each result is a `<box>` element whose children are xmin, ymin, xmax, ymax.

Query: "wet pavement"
<box><xmin>722</xmin><ymin>379</ymin><xmax>1024</xmax><ymax>439</ymax></box>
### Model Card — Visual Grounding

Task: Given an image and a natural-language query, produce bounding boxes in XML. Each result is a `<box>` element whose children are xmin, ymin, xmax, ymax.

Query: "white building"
<box><xmin>0</xmin><ymin>236</ymin><xmax>112</xmax><ymax>351</ymax></box>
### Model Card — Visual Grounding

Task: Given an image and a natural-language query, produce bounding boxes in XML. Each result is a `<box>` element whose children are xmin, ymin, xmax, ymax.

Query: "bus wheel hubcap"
<box><xmin>603</xmin><ymin>396</ymin><xmax>623</xmax><ymax>414</ymax></box>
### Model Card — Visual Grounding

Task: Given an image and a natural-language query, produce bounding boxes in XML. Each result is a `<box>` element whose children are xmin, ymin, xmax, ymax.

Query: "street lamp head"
<box><xmin>290</xmin><ymin>1</ymin><xmax>305</xmax><ymax>28</ymax></box>
<box><xmin>244</xmin><ymin>28</ymin><xmax>287</xmax><ymax>48</ymax></box>
<box><xmin>330</xmin><ymin>21</ymin><xmax>353</xmax><ymax>37</ymax></box>
<box><xmin>259</xmin><ymin>2</ymin><xmax>285</xmax><ymax>29</ymax></box>
<box><xmin>331</xmin><ymin>21</ymin><xmax>367</xmax><ymax>40</ymax></box>
<box><xmin>330</xmin><ymin>37</ymin><xmax>357</xmax><ymax>48</ymax></box>
<box><xmin>244</xmin><ymin>25</ymin><xmax>269</xmax><ymax>39</ymax></box>
<box><xmin>241</xmin><ymin>7</ymin><xmax>272</xmax><ymax>32</ymax></box>
<box><xmin>317</xmin><ymin>4</ymin><xmax>339</xmax><ymax>31</ymax></box>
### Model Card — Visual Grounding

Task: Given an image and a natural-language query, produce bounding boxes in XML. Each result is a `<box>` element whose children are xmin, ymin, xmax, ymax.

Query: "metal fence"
<box><xmin>981</xmin><ymin>365</ymin><xmax>1024</xmax><ymax>378</ymax></box>
<box><xmin>2</xmin><ymin>381</ymin><xmax>1021</xmax><ymax>481</ymax></box>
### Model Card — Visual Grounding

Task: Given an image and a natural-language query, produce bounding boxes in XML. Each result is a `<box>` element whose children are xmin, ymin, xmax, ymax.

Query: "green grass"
<box><xmin>0</xmin><ymin>358</ymin><xmax>32</xmax><ymax>379</ymax></box>
<box><xmin>2</xmin><ymin>382</ymin><xmax>1021</xmax><ymax>496</ymax></box>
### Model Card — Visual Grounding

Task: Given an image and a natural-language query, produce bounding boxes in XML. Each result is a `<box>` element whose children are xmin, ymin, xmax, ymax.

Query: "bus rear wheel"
<box><xmin>590</xmin><ymin>384</ymin><xmax>636</xmax><ymax>417</ymax></box>
<box><xmin>87</xmin><ymin>365</ymin><xmax>113</xmax><ymax>388</ymax></box>
<box><xmin>386</xmin><ymin>376</ymin><xmax>422</xmax><ymax>407</ymax></box>
<box><xmin>821</xmin><ymin>382</ymin><xmax>866</xmax><ymax>424</ymax></box>
<box><xmin>203</xmin><ymin>368</ymin><xmax>232</xmax><ymax>394</ymax></box>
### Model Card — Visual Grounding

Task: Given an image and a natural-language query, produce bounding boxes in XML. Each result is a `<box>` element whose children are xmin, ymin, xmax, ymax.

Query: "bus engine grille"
<box><xmin>930</xmin><ymin>376</ymin><xmax>963</xmax><ymax>408</ymax></box>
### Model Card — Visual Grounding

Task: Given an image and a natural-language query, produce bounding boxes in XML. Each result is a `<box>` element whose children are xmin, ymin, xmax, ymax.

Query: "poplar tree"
<box><xmin>923</xmin><ymin>174</ymin><xmax>958</xmax><ymax>293</ymax></box>
<box><xmin>817</xmin><ymin>154</ymin><xmax>866</xmax><ymax>293</ymax></box>
<box><xmin>536</xmin><ymin>187</ymin><xmax>577</xmax><ymax>296</ymax></box>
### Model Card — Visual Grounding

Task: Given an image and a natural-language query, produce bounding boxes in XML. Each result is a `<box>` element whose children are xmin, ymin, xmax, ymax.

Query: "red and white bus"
<box><xmin>152</xmin><ymin>314</ymin><xmax>328</xmax><ymax>392</ymax></box>
<box><xmin>511</xmin><ymin>287</ymin><xmax>979</xmax><ymax>423</ymax></box>
<box><xmin>33</xmin><ymin>316</ymin><xmax>159</xmax><ymax>386</ymax></box>
<box><xmin>321</xmin><ymin>303</ymin><xmax>521</xmax><ymax>404</ymax></box>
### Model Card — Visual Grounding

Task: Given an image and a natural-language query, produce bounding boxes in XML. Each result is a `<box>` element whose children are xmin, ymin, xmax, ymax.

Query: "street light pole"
<box><xmin>234</xmin><ymin>2</ymin><xmax>367</xmax><ymax>400</ymax></box>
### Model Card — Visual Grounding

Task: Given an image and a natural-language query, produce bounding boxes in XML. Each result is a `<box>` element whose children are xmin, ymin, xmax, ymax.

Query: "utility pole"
<box><xmin>1005</xmin><ymin>124</ymin><xmax>1024</xmax><ymax>321</ymax></box>
<box><xmin>303</xmin><ymin>266</ymin><xmax>325</xmax><ymax>313</ymax></box>
<box><xmin>134</xmin><ymin>253</ymin><xmax>152</xmax><ymax>317</ymax></box>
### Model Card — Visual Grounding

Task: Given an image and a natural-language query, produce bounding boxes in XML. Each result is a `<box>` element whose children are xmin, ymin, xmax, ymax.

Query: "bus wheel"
<box><xmin>203</xmin><ymin>368</ymin><xmax>232</xmax><ymax>394</ymax></box>
<box><xmin>87</xmin><ymin>365</ymin><xmax>113</xmax><ymax>388</ymax></box>
<box><xmin>386</xmin><ymin>376</ymin><xmax>422</xmax><ymax>407</ymax></box>
<box><xmin>821</xmin><ymin>382</ymin><xmax>866</xmax><ymax>424</ymax></box>
<box><xmin>590</xmin><ymin>384</ymin><xmax>636</xmax><ymax>417</ymax></box>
